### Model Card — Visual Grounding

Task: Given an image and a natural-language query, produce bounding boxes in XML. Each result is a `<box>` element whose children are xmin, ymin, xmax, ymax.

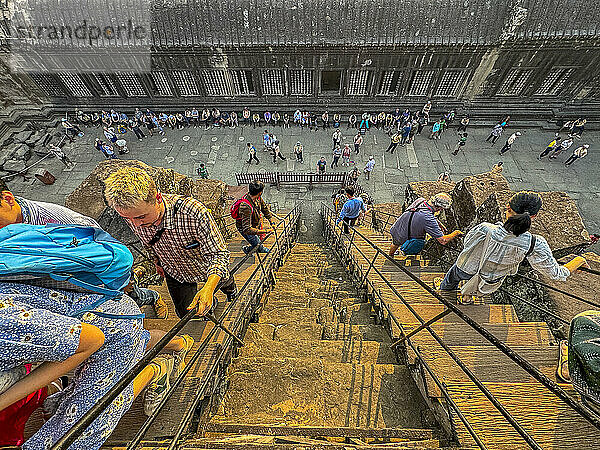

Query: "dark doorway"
<box><xmin>321</xmin><ymin>70</ymin><xmax>342</xmax><ymax>93</ymax></box>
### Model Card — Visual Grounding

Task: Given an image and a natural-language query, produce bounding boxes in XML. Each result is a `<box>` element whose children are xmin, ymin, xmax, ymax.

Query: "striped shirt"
<box><xmin>126</xmin><ymin>194</ymin><xmax>230</xmax><ymax>284</ymax></box>
<box><xmin>17</xmin><ymin>197</ymin><xmax>99</xmax><ymax>227</ymax></box>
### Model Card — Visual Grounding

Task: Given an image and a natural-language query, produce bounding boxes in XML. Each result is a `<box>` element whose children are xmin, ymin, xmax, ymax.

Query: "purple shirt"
<box><xmin>389</xmin><ymin>198</ymin><xmax>443</xmax><ymax>245</ymax></box>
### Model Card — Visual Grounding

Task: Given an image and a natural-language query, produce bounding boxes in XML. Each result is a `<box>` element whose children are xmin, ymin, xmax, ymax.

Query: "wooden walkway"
<box><xmin>325</xmin><ymin>215</ymin><xmax>600</xmax><ymax>449</ymax></box>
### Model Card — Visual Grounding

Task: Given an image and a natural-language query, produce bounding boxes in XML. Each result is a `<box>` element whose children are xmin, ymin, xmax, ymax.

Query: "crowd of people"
<box><xmin>2</xmin><ymin>101</ymin><xmax>595</xmax><ymax>448</ymax></box>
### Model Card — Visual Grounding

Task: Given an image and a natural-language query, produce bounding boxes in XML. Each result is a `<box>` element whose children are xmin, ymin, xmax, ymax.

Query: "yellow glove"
<box><xmin>443</xmin><ymin>230</ymin><xmax>463</xmax><ymax>240</ymax></box>
<box><xmin>564</xmin><ymin>256</ymin><xmax>587</xmax><ymax>274</ymax></box>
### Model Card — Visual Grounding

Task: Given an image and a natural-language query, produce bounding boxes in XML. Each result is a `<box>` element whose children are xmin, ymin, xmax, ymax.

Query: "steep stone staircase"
<box><xmin>323</xmin><ymin>211</ymin><xmax>600</xmax><ymax>450</ymax></box>
<box><xmin>190</xmin><ymin>243</ymin><xmax>448</xmax><ymax>448</ymax></box>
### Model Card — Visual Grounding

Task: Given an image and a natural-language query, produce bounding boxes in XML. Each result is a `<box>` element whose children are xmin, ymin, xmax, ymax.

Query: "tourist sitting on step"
<box><xmin>389</xmin><ymin>193</ymin><xmax>462</xmax><ymax>257</ymax></box>
<box><xmin>233</xmin><ymin>180</ymin><xmax>282</xmax><ymax>255</ymax></box>
<box><xmin>0</xmin><ymin>180</ymin><xmax>169</xmax><ymax>320</ymax></box>
<box><xmin>556</xmin><ymin>310</ymin><xmax>600</xmax><ymax>416</ymax></box>
<box><xmin>104</xmin><ymin>167</ymin><xmax>237</xmax><ymax>319</ymax></box>
<box><xmin>438</xmin><ymin>191</ymin><xmax>588</xmax><ymax>303</ymax></box>
<box><xmin>336</xmin><ymin>186</ymin><xmax>367</xmax><ymax>234</ymax></box>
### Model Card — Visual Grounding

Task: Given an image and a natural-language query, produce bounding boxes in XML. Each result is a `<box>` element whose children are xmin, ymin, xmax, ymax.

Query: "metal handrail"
<box><xmin>322</xmin><ymin>207</ymin><xmax>540</xmax><ymax>448</ymax></box>
<box><xmin>165</xmin><ymin>205</ymin><xmax>301</xmax><ymax>450</ymax></box>
<box><xmin>52</xmin><ymin>205</ymin><xmax>301</xmax><ymax>450</ymax></box>
<box><xmin>321</xmin><ymin>204</ymin><xmax>600</xmax><ymax>445</ymax></box>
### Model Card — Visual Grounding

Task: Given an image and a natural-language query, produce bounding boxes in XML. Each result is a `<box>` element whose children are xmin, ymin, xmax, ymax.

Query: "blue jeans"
<box><xmin>242</xmin><ymin>233</ymin><xmax>268</xmax><ymax>252</ymax></box>
<box><xmin>440</xmin><ymin>264</ymin><xmax>474</xmax><ymax>290</ymax></box>
<box><xmin>129</xmin><ymin>284</ymin><xmax>159</xmax><ymax>306</ymax></box>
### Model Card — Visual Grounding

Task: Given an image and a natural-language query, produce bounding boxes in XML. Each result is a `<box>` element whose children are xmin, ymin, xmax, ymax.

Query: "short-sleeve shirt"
<box><xmin>389</xmin><ymin>198</ymin><xmax>443</xmax><ymax>246</ymax></box>
<box><xmin>17</xmin><ymin>197</ymin><xmax>100</xmax><ymax>227</ymax></box>
<box><xmin>317</xmin><ymin>160</ymin><xmax>326</xmax><ymax>171</ymax></box>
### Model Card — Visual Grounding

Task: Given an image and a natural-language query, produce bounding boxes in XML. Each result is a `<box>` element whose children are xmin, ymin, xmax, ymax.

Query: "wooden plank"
<box><xmin>200</xmin><ymin>423</ymin><xmax>434</xmax><ymax>440</ymax></box>
<box><xmin>446</xmin><ymin>382</ymin><xmax>600</xmax><ymax>449</ymax></box>
<box><xmin>388</xmin><ymin>303</ymin><xmax>518</xmax><ymax>326</ymax></box>
<box><xmin>401</xmin><ymin>321</ymin><xmax>554</xmax><ymax>348</ymax></box>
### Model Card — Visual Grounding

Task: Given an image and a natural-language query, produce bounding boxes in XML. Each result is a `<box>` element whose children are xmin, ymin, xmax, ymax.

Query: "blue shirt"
<box><xmin>337</xmin><ymin>197</ymin><xmax>367</xmax><ymax>223</ymax></box>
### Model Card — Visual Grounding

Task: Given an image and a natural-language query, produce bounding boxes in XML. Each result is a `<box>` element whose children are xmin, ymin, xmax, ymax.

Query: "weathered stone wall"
<box><xmin>66</xmin><ymin>159</ymin><xmax>228</xmax><ymax>220</ymax></box>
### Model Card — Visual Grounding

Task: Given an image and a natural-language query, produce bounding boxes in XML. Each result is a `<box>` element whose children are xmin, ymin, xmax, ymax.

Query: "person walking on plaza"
<box><xmin>452</xmin><ymin>133</ymin><xmax>468</xmax><ymax>156</ymax></box>
<box><xmin>499</xmin><ymin>131</ymin><xmax>521</xmax><ymax>155</ymax></box>
<box><xmin>353</xmin><ymin>132</ymin><xmax>363</xmax><ymax>154</ymax></box>
<box><xmin>247</xmin><ymin>143</ymin><xmax>259</xmax><ymax>165</ymax></box>
<box><xmin>388</xmin><ymin>193</ymin><xmax>462</xmax><ymax>257</ymax></box>
<box><xmin>400</xmin><ymin>122</ymin><xmax>412</xmax><ymax>145</ymax></box>
<box><xmin>293</xmin><ymin>109</ymin><xmax>301</xmax><ymax>125</ymax></box>
<box><xmin>262</xmin><ymin>130</ymin><xmax>271</xmax><ymax>151</ymax></box>
<box><xmin>359</xmin><ymin>112</ymin><xmax>370</xmax><ymax>130</ymax></box>
<box><xmin>331</xmin><ymin>145</ymin><xmax>342</xmax><ymax>169</ymax></box>
<box><xmin>571</xmin><ymin>118</ymin><xmax>586</xmax><ymax>138</ymax></box>
<box><xmin>551</xmin><ymin>137</ymin><xmax>574</xmax><ymax>159</ymax></box>
<box><xmin>349</xmin><ymin>166</ymin><xmax>360</xmax><ymax>185</ymax></box>
<box><xmin>364</xmin><ymin>156</ymin><xmax>375</xmax><ymax>180</ymax></box>
<box><xmin>293</xmin><ymin>141</ymin><xmax>304</xmax><ymax>163</ymax></box>
<box><xmin>272</xmin><ymin>141</ymin><xmax>286</xmax><ymax>164</ymax></box>
<box><xmin>233</xmin><ymin>180</ymin><xmax>281</xmax><ymax>254</ymax></box>
<box><xmin>342</xmin><ymin>143</ymin><xmax>351</xmax><ymax>166</ymax></box>
<box><xmin>332</xmin><ymin>129</ymin><xmax>342</xmax><ymax>148</ymax></box>
<box><xmin>386</xmin><ymin>132</ymin><xmax>401</xmax><ymax>153</ymax></box>
<box><xmin>197</xmin><ymin>163</ymin><xmax>209</xmax><ymax>179</ymax></box>
<box><xmin>430</xmin><ymin>120</ymin><xmax>441</xmax><ymax>140</ymax></box>
<box><xmin>417</xmin><ymin>114</ymin><xmax>427</xmax><ymax>135</ymax></box>
<box><xmin>538</xmin><ymin>134</ymin><xmax>561</xmax><ymax>160</ymax></box>
<box><xmin>457</xmin><ymin>116</ymin><xmax>470</xmax><ymax>133</ymax></box>
<box><xmin>422</xmin><ymin>100</ymin><xmax>432</xmax><ymax>117</ymax></box>
<box><xmin>565</xmin><ymin>144</ymin><xmax>589</xmax><ymax>166</ymax></box>
<box><xmin>317</xmin><ymin>157</ymin><xmax>327</xmax><ymax>174</ymax></box>
<box><xmin>242</xmin><ymin>107</ymin><xmax>250</xmax><ymax>125</ymax></box>
<box><xmin>252</xmin><ymin>113</ymin><xmax>260</xmax><ymax>128</ymax></box>
<box><xmin>336</xmin><ymin>186</ymin><xmax>367</xmax><ymax>234</ymax></box>
<box><xmin>486</xmin><ymin>123</ymin><xmax>503</xmax><ymax>145</ymax></box>
<box><xmin>438</xmin><ymin>191</ymin><xmax>588</xmax><ymax>303</ymax></box>
<box><xmin>128</xmin><ymin>118</ymin><xmax>145</xmax><ymax>140</ymax></box>
<box><xmin>105</xmin><ymin>167</ymin><xmax>237</xmax><ymax>319</ymax></box>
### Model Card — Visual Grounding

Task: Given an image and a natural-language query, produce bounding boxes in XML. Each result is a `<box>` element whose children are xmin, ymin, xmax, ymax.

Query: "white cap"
<box><xmin>516</xmin><ymin>132</ymin><xmax>522</xmax><ymax>136</ymax></box>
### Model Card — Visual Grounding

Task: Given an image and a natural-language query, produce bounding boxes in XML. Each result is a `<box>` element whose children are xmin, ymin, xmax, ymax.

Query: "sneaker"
<box><xmin>437</xmin><ymin>289</ymin><xmax>459</xmax><ymax>304</ymax></box>
<box><xmin>143</xmin><ymin>355</ymin><xmax>175</xmax><ymax>416</ymax></box>
<box><xmin>154</xmin><ymin>294</ymin><xmax>169</xmax><ymax>320</ymax></box>
<box><xmin>258</xmin><ymin>246</ymin><xmax>270</xmax><ymax>253</ymax></box>
<box><xmin>556</xmin><ymin>340</ymin><xmax>570</xmax><ymax>383</ymax></box>
<box><xmin>171</xmin><ymin>335</ymin><xmax>194</xmax><ymax>382</ymax></box>
<box><xmin>226</xmin><ymin>288</ymin><xmax>238</xmax><ymax>302</ymax></box>
<box><xmin>242</xmin><ymin>245</ymin><xmax>252</xmax><ymax>254</ymax></box>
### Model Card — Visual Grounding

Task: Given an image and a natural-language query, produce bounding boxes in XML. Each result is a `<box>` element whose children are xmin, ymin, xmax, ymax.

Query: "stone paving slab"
<box><xmin>5</xmin><ymin>121</ymin><xmax>599</xmax><ymax>250</ymax></box>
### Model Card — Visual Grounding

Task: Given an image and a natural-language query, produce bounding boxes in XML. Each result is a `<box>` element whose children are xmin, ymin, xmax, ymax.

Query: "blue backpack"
<box><xmin>0</xmin><ymin>224</ymin><xmax>142</xmax><ymax>319</ymax></box>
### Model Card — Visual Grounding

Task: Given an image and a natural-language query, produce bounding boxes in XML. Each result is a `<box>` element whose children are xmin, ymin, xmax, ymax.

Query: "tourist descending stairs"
<box><xmin>189</xmin><ymin>243</ymin><xmax>449</xmax><ymax>449</ymax></box>
<box><xmin>321</xmin><ymin>204</ymin><xmax>600</xmax><ymax>450</ymax></box>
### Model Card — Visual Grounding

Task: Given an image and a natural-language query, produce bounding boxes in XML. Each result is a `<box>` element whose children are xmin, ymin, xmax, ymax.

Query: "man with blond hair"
<box><xmin>104</xmin><ymin>167</ymin><xmax>235</xmax><ymax>318</ymax></box>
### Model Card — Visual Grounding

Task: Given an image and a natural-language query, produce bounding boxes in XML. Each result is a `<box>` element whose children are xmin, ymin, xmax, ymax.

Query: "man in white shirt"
<box><xmin>499</xmin><ymin>131</ymin><xmax>521</xmax><ymax>155</ymax></box>
<box><xmin>364</xmin><ymin>156</ymin><xmax>375</xmax><ymax>180</ymax></box>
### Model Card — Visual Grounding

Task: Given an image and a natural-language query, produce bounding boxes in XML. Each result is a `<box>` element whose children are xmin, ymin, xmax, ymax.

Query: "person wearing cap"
<box><xmin>389</xmin><ymin>193</ymin><xmax>462</xmax><ymax>256</ymax></box>
<box><xmin>499</xmin><ymin>131</ymin><xmax>521</xmax><ymax>155</ymax></box>
<box><xmin>438</xmin><ymin>191</ymin><xmax>588</xmax><ymax>302</ymax></box>
<box><xmin>564</xmin><ymin>144</ymin><xmax>589</xmax><ymax>166</ymax></box>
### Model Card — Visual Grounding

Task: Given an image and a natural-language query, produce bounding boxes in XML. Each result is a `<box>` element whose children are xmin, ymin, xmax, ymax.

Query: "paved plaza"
<box><xmin>7</xmin><ymin>120</ymin><xmax>600</xmax><ymax>243</ymax></box>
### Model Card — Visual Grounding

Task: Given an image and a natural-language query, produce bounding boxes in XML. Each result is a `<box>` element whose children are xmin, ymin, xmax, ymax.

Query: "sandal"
<box><xmin>556</xmin><ymin>340</ymin><xmax>571</xmax><ymax>383</ymax></box>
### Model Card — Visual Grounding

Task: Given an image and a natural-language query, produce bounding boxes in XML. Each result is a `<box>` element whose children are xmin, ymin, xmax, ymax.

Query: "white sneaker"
<box><xmin>143</xmin><ymin>355</ymin><xmax>175</xmax><ymax>416</ymax></box>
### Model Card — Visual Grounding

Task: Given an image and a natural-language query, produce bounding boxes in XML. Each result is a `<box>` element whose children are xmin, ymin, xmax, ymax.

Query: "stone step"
<box><xmin>189</xmin><ymin>424</ymin><xmax>439</xmax><ymax>448</ymax></box>
<box><xmin>323</xmin><ymin>322</ymin><xmax>391</xmax><ymax>342</ymax></box>
<box><xmin>180</xmin><ymin>438</ymin><xmax>444</xmax><ymax>449</ymax></box>
<box><xmin>446</xmin><ymin>382</ymin><xmax>600</xmax><ymax>449</ymax></box>
<box><xmin>239</xmin><ymin>339</ymin><xmax>397</xmax><ymax>365</ymax></box>
<box><xmin>211</xmin><ymin>358</ymin><xmax>430</xmax><ymax>430</ymax></box>
<box><xmin>247</xmin><ymin>321</ymin><xmax>324</xmax><ymax>341</ymax></box>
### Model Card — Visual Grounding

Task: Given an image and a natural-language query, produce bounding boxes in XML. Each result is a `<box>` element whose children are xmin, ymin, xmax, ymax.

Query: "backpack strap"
<box><xmin>406</xmin><ymin>200</ymin><xmax>426</xmax><ymax>240</ymax></box>
<box><xmin>148</xmin><ymin>198</ymin><xmax>183</xmax><ymax>247</ymax></box>
<box><xmin>525</xmin><ymin>235</ymin><xmax>537</xmax><ymax>258</ymax></box>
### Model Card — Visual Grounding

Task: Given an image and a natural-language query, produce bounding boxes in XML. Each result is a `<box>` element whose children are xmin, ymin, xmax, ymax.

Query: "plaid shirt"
<box><xmin>127</xmin><ymin>194</ymin><xmax>230</xmax><ymax>284</ymax></box>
